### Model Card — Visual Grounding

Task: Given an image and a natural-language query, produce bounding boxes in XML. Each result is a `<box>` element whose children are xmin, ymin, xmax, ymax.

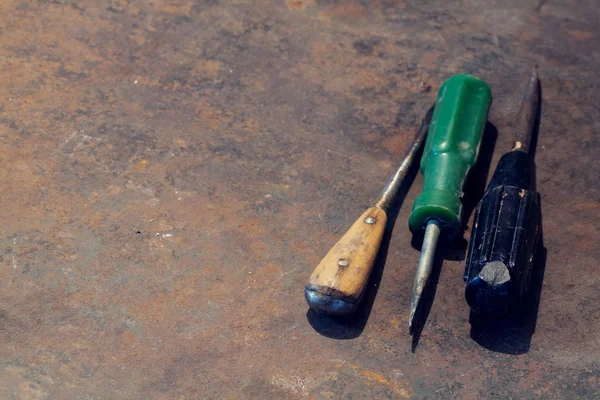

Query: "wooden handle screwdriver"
<box><xmin>305</xmin><ymin>106</ymin><xmax>434</xmax><ymax>316</ymax></box>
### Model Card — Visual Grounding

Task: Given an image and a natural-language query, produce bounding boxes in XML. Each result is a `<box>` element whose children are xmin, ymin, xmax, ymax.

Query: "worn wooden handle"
<box><xmin>306</xmin><ymin>207</ymin><xmax>387</xmax><ymax>303</ymax></box>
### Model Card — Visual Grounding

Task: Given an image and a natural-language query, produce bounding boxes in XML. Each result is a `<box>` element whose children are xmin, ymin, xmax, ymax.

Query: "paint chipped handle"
<box><xmin>408</xmin><ymin>74</ymin><xmax>492</xmax><ymax>238</ymax></box>
<box><xmin>305</xmin><ymin>207</ymin><xmax>387</xmax><ymax>315</ymax></box>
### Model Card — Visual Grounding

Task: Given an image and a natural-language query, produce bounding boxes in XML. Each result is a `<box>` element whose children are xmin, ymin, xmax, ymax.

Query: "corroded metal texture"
<box><xmin>0</xmin><ymin>0</ymin><xmax>598</xmax><ymax>399</ymax></box>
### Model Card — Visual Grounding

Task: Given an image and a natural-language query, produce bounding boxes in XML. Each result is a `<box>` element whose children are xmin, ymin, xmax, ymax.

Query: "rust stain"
<box><xmin>197</xmin><ymin>99</ymin><xmax>233</xmax><ymax>130</ymax></box>
<box><xmin>566</xmin><ymin>29</ymin><xmax>594</xmax><ymax>40</ymax></box>
<box><xmin>157</xmin><ymin>0</ymin><xmax>194</xmax><ymax>15</ymax></box>
<box><xmin>352</xmin><ymin>69</ymin><xmax>388</xmax><ymax>91</ymax></box>
<box><xmin>420</xmin><ymin>51</ymin><xmax>443</xmax><ymax>69</ymax></box>
<box><xmin>192</xmin><ymin>59</ymin><xmax>223</xmax><ymax>80</ymax></box>
<box><xmin>575</xmin><ymin>202</ymin><xmax>600</xmax><ymax>210</ymax></box>
<box><xmin>321</xmin><ymin>3</ymin><xmax>367</xmax><ymax>22</ymax></box>
<box><xmin>285</xmin><ymin>0</ymin><xmax>314</xmax><ymax>10</ymax></box>
<box><xmin>130</xmin><ymin>159</ymin><xmax>149</xmax><ymax>173</ymax></box>
<box><xmin>358</xmin><ymin>370</ymin><xmax>412</xmax><ymax>398</ymax></box>
<box><xmin>334</xmin><ymin>361</ymin><xmax>414</xmax><ymax>398</ymax></box>
<box><xmin>382</xmin><ymin>131</ymin><xmax>412</xmax><ymax>153</ymax></box>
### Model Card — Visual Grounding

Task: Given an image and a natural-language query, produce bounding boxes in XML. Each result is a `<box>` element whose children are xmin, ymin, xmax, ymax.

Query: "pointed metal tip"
<box><xmin>513</xmin><ymin>68</ymin><xmax>540</xmax><ymax>153</ymax></box>
<box><xmin>408</xmin><ymin>220</ymin><xmax>441</xmax><ymax>336</ymax></box>
<box><xmin>528</xmin><ymin>66</ymin><xmax>540</xmax><ymax>90</ymax></box>
<box><xmin>408</xmin><ymin>288</ymin><xmax>422</xmax><ymax>335</ymax></box>
<box><xmin>408</xmin><ymin>299</ymin><xmax>419</xmax><ymax>335</ymax></box>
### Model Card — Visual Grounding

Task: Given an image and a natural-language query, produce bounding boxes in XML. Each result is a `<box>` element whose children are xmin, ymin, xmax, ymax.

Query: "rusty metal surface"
<box><xmin>0</xmin><ymin>0</ymin><xmax>598</xmax><ymax>398</ymax></box>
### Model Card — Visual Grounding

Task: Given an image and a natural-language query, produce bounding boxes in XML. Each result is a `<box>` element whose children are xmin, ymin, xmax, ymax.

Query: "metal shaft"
<box><xmin>373</xmin><ymin>106</ymin><xmax>434</xmax><ymax>213</ymax></box>
<box><xmin>409</xmin><ymin>219</ymin><xmax>441</xmax><ymax>333</ymax></box>
<box><xmin>512</xmin><ymin>67</ymin><xmax>539</xmax><ymax>154</ymax></box>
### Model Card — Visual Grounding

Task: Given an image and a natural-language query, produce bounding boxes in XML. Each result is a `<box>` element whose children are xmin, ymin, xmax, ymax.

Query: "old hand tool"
<box><xmin>464</xmin><ymin>69</ymin><xmax>541</xmax><ymax>315</ymax></box>
<box><xmin>305</xmin><ymin>106</ymin><xmax>435</xmax><ymax>316</ymax></box>
<box><xmin>408</xmin><ymin>74</ymin><xmax>492</xmax><ymax>334</ymax></box>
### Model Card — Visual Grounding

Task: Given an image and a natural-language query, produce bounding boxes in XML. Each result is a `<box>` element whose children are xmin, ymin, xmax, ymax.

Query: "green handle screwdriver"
<box><xmin>408</xmin><ymin>74</ymin><xmax>492</xmax><ymax>333</ymax></box>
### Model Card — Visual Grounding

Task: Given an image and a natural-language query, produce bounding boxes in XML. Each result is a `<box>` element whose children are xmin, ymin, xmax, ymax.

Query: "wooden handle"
<box><xmin>306</xmin><ymin>207</ymin><xmax>387</xmax><ymax>303</ymax></box>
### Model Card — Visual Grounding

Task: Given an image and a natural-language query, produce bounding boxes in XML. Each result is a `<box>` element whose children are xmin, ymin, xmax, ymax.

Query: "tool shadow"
<box><xmin>408</xmin><ymin>121</ymin><xmax>499</xmax><ymax>350</ymax></box>
<box><xmin>306</xmin><ymin>134</ymin><xmax>424</xmax><ymax>339</ymax></box>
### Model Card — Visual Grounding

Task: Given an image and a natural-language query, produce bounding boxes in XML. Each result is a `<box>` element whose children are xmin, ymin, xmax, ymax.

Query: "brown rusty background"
<box><xmin>0</xmin><ymin>0</ymin><xmax>598</xmax><ymax>398</ymax></box>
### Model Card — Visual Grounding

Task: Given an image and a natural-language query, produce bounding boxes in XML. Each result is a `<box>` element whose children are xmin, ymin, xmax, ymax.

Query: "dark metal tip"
<box><xmin>408</xmin><ymin>295</ymin><xmax>419</xmax><ymax>335</ymax></box>
<box><xmin>512</xmin><ymin>68</ymin><xmax>540</xmax><ymax>154</ymax></box>
<box><xmin>304</xmin><ymin>287</ymin><xmax>358</xmax><ymax>316</ymax></box>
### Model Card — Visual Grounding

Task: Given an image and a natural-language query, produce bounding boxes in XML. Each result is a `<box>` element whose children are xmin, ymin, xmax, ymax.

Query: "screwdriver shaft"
<box><xmin>512</xmin><ymin>68</ymin><xmax>539</xmax><ymax>154</ymax></box>
<box><xmin>374</xmin><ymin>106</ymin><xmax>434</xmax><ymax>213</ymax></box>
<box><xmin>409</xmin><ymin>219</ymin><xmax>440</xmax><ymax>333</ymax></box>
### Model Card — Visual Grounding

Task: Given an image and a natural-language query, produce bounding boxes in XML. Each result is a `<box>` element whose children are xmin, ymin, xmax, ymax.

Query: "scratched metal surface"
<box><xmin>0</xmin><ymin>0</ymin><xmax>598</xmax><ymax>398</ymax></box>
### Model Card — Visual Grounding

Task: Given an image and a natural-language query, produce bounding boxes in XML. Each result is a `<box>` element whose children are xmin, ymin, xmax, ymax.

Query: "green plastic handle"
<box><xmin>408</xmin><ymin>74</ymin><xmax>492</xmax><ymax>237</ymax></box>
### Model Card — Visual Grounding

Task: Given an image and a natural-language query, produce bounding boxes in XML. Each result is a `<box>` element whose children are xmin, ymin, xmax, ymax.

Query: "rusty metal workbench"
<box><xmin>0</xmin><ymin>0</ymin><xmax>598</xmax><ymax>398</ymax></box>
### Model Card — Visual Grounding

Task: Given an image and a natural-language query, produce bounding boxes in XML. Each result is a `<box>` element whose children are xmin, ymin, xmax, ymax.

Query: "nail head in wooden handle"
<box><xmin>306</xmin><ymin>207</ymin><xmax>387</xmax><ymax>306</ymax></box>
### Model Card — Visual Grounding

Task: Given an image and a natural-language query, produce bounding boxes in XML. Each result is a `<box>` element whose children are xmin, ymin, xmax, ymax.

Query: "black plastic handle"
<box><xmin>464</xmin><ymin>151</ymin><xmax>541</xmax><ymax>315</ymax></box>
